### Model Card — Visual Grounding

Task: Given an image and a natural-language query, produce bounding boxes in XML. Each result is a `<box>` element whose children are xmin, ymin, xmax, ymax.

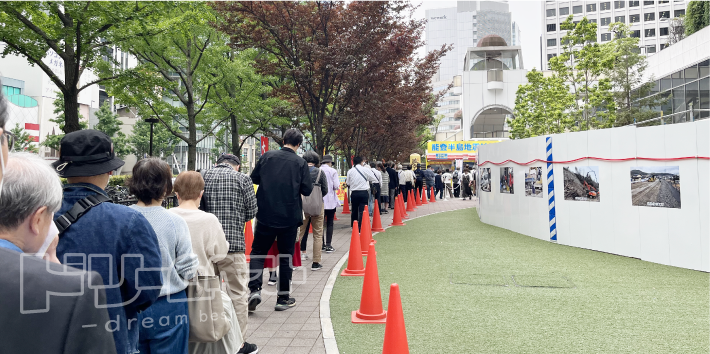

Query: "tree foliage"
<box><xmin>42</xmin><ymin>92</ymin><xmax>87</xmax><ymax>150</ymax></box>
<box><xmin>94</xmin><ymin>103</ymin><xmax>131</xmax><ymax>158</ymax></box>
<box><xmin>685</xmin><ymin>1</ymin><xmax>710</xmax><ymax>36</ymax></box>
<box><xmin>129</xmin><ymin>118</ymin><xmax>179</xmax><ymax>159</ymax></box>
<box><xmin>9</xmin><ymin>123</ymin><xmax>39</xmax><ymax>153</ymax></box>
<box><xmin>510</xmin><ymin>69</ymin><xmax>575</xmax><ymax>139</ymax></box>
<box><xmin>0</xmin><ymin>1</ymin><xmax>155</xmax><ymax>133</ymax></box>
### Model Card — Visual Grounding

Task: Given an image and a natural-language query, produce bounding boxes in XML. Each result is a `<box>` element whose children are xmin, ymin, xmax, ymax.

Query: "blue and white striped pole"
<box><xmin>546</xmin><ymin>137</ymin><xmax>557</xmax><ymax>242</ymax></box>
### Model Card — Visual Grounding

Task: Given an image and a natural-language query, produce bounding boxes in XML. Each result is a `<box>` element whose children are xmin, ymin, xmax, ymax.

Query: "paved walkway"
<box><xmin>244</xmin><ymin>195</ymin><xmax>477</xmax><ymax>354</ymax></box>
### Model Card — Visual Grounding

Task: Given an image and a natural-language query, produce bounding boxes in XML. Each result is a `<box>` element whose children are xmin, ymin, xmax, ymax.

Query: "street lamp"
<box><xmin>144</xmin><ymin>118</ymin><xmax>159</xmax><ymax>156</ymax></box>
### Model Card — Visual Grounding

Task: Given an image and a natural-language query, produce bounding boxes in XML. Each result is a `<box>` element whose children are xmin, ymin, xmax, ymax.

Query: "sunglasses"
<box><xmin>1</xmin><ymin>130</ymin><xmax>15</xmax><ymax>151</ymax></box>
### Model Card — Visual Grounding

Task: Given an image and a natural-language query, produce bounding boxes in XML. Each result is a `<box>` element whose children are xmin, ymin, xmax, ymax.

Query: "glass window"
<box><xmin>651</xmin><ymin>80</ymin><xmax>660</xmax><ymax>94</ymax></box>
<box><xmin>601</xmin><ymin>2</ymin><xmax>612</xmax><ymax>11</ymax></box>
<box><xmin>573</xmin><ymin>5</ymin><xmax>583</xmax><ymax>14</ymax></box>
<box><xmin>660</xmin><ymin>43</ymin><xmax>669</xmax><ymax>50</ymax></box>
<box><xmin>674</xmin><ymin>9</ymin><xmax>685</xmax><ymax>17</ymax></box>
<box><xmin>631</xmin><ymin>30</ymin><xmax>641</xmax><ymax>37</ymax></box>
<box><xmin>646</xmin><ymin>45</ymin><xmax>657</xmax><ymax>53</ymax></box>
<box><xmin>659</xmin><ymin>11</ymin><xmax>670</xmax><ymax>19</ymax></box>
<box><xmin>547</xmin><ymin>8</ymin><xmax>556</xmax><ymax>17</ymax></box>
<box><xmin>1</xmin><ymin>85</ymin><xmax>21</xmax><ymax>96</ymax></box>
<box><xmin>685</xmin><ymin>81</ymin><xmax>699</xmax><ymax>113</ymax></box>
<box><xmin>660</xmin><ymin>91</ymin><xmax>673</xmax><ymax>114</ymax></box>
<box><xmin>699</xmin><ymin>60</ymin><xmax>709</xmax><ymax>78</ymax></box>
<box><xmin>684</xmin><ymin>65</ymin><xmax>698</xmax><ymax>82</ymax></box>
<box><xmin>645</xmin><ymin>28</ymin><xmax>656</xmax><ymax>37</ymax></box>
<box><xmin>548</xmin><ymin>38</ymin><xmax>557</xmax><ymax>46</ymax></box>
<box><xmin>560</xmin><ymin>7</ymin><xmax>569</xmax><ymax>15</ymax></box>
<box><xmin>590</xmin><ymin>18</ymin><xmax>598</xmax><ymax>23</ymax></box>
<box><xmin>547</xmin><ymin>54</ymin><xmax>557</xmax><ymax>62</ymax></box>
<box><xmin>661</xmin><ymin>75</ymin><xmax>672</xmax><ymax>91</ymax></box>
<box><xmin>587</xmin><ymin>4</ymin><xmax>597</xmax><ymax>12</ymax></box>
<box><xmin>630</xmin><ymin>14</ymin><xmax>640</xmax><ymax>23</ymax></box>
<box><xmin>547</xmin><ymin>23</ymin><xmax>557</xmax><ymax>32</ymax></box>
<box><xmin>658</xmin><ymin>0</ymin><xmax>668</xmax><ymax>3</ymax></box>
<box><xmin>672</xmin><ymin>86</ymin><xmax>685</xmax><ymax>112</ymax></box>
<box><xmin>700</xmin><ymin>77</ymin><xmax>709</xmax><ymax>109</ymax></box>
<box><xmin>644</xmin><ymin>0</ymin><xmax>654</xmax><ymax>5</ymax></box>
<box><xmin>615</xmin><ymin>15</ymin><xmax>626</xmax><ymax>23</ymax></box>
<box><xmin>601</xmin><ymin>33</ymin><xmax>612</xmax><ymax>41</ymax></box>
<box><xmin>615</xmin><ymin>1</ymin><xmax>626</xmax><ymax>9</ymax></box>
<box><xmin>672</xmin><ymin>70</ymin><xmax>684</xmax><ymax>88</ymax></box>
<box><xmin>660</xmin><ymin>27</ymin><xmax>669</xmax><ymax>35</ymax></box>
<box><xmin>601</xmin><ymin>17</ymin><xmax>612</xmax><ymax>26</ymax></box>
<box><xmin>645</xmin><ymin>12</ymin><xmax>656</xmax><ymax>21</ymax></box>
<box><xmin>629</xmin><ymin>1</ymin><xmax>640</xmax><ymax>7</ymax></box>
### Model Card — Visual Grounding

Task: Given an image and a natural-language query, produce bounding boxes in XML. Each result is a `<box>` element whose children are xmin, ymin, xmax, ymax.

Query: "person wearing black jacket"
<box><xmin>435</xmin><ymin>169</ymin><xmax>444</xmax><ymax>200</ymax></box>
<box><xmin>385</xmin><ymin>161</ymin><xmax>399</xmax><ymax>209</ymax></box>
<box><xmin>249</xmin><ymin>129</ymin><xmax>313</xmax><ymax>312</ymax></box>
<box><xmin>414</xmin><ymin>163</ymin><xmax>425</xmax><ymax>196</ymax></box>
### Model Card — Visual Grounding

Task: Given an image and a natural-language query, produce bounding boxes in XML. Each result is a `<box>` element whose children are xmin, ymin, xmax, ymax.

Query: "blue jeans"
<box><xmin>137</xmin><ymin>290</ymin><xmax>189</xmax><ymax>354</ymax></box>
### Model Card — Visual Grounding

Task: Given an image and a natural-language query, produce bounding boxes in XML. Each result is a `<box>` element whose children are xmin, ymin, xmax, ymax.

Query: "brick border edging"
<box><xmin>319</xmin><ymin>203</ymin><xmax>477</xmax><ymax>354</ymax></box>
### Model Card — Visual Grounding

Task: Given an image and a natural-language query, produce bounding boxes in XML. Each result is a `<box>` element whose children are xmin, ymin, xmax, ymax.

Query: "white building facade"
<box><xmin>541</xmin><ymin>0</ymin><xmax>688</xmax><ymax>70</ymax></box>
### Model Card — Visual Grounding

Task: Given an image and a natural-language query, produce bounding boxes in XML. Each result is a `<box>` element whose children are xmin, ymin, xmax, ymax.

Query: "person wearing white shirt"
<box><xmin>346</xmin><ymin>156</ymin><xmax>378</xmax><ymax>231</ymax></box>
<box><xmin>369</xmin><ymin>162</ymin><xmax>382</xmax><ymax>215</ymax></box>
<box><xmin>442</xmin><ymin>169</ymin><xmax>453</xmax><ymax>200</ymax></box>
<box><xmin>320</xmin><ymin>155</ymin><xmax>340</xmax><ymax>253</ymax></box>
<box><xmin>397</xmin><ymin>164</ymin><xmax>407</xmax><ymax>202</ymax></box>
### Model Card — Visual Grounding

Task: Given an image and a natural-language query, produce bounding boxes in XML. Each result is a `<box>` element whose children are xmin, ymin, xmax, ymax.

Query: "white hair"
<box><xmin>0</xmin><ymin>152</ymin><xmax>63</xmax><ymax>231</ymax></box>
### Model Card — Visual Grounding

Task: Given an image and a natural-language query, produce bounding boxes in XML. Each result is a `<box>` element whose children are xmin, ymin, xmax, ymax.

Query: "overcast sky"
<box><xmin>413</xmin><ymin>1</ymin><xmax>543</xmax><ymax>70</ymax></box>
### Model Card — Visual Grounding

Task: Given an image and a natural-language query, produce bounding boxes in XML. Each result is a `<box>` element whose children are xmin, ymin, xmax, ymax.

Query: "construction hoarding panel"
<box><xmin>630</xmin><ymin>166</ymin><xmax>681</xmax><ymax>208</ymax></box>
<box><xmin>563</xmin><ymin>166</ymin><xmax>600</xmax><ymax>202</ymax></box>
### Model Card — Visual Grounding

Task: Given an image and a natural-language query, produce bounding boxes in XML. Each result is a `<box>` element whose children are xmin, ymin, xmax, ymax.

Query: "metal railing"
<box><xmin>626</xmin><ymin>109</ymin><xmax>709</xmax><ymax>127</ymax></box>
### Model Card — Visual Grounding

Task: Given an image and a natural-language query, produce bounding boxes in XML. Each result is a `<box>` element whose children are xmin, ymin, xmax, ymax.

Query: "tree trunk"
<box><xmin>187</xmin><ymin>142</ymin><xmax>197</xmax><ymax>171</ymax></box>
<box><xmin>230</xmin><ymin>114</ymin><xmax>240</xmax><ymax>156</ymax></box>
<box><xmin>63</xmin><ymin>89</ymin><xmax>82</xmax><ymax>133</ymax></box>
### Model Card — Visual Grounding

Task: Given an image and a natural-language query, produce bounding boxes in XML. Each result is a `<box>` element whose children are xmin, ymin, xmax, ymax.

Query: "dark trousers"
<box><xmin>350</xmin><ymin>190</ymin><xmax>369</xmax><ymax>232</ymax></box>
<box><xmin>426</xmin><ymin>184</ymin><xmax>435</xmax><ymax>199</ymax></box>
<box><xmin>399</xmin><ymin>185</ymin><xmax>407</xmax><ymax>202</ymax></box>
<box><xmin>415</xmin><ymin>180</ymin><xmax>423</xmax><ymax>195</ymax></box>
<box><xmin>249</xmin><ymin>222</ymin><xmax>298</xmax><ymax>299</ymax></box>
<box><xmin>324</xmin><ymin>208</ymin><xmax>336</xmax><ymax>246</ymax></box>
<box><xmin>436</xmin><ymin>186</ymin><xmax>444</xmax><ymax>199</ymax></box>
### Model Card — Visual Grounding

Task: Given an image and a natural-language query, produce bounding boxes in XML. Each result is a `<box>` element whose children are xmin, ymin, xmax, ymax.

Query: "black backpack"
<box><xmin>199</xmin><ymin>169</ymin><xmax>210</xmax><ymax>212</ymax></box>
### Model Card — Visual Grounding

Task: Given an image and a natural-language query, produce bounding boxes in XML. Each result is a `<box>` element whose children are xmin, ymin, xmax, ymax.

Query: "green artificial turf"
<box><xmin>330</xmin><ymin>209</ymin><xmax>709</xmax><ymax>353</ymax></box>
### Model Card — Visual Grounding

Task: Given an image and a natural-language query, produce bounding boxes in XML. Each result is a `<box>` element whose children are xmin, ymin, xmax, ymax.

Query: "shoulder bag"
<box><xmin>187</xmin><ymin>272</ymin><xmax>231</xmax><ymax>342</ymax></box>
<box><xmin>302</xmin><ymin>169</ymin><xmax>324</xmax><ymax>216</ymax></box>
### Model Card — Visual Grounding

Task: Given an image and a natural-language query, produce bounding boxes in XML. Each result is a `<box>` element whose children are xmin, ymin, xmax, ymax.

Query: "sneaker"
<box><xmin>267</xmin><ymin>272</ymin><xmax>277</xmax><ymax>286</ymax></box>
<box><xmin>300</xmin><ymin>253</ymin><xmax>306</xmax><ymax>261</ymax></box>
<box><xmin>311</xmin><ymin>262</ymin><xmax>323</xmax><ymax>271</ymax></box>
<box><xmin>237</xmin><ymin>342</ymin><xmax>258</xmax><ymax>354</ymax></box>
<box><xmin>274</xmin><ymin>297</ymin><xmax>296</xmax><ymax>311</ymax></box>
<box><xmin>324</xmin><ymin>245</ymin><xmax>335</xmax><ymax>253</ymax></box>
<box><xmin>248</xmin><ymin>291</ymin><xmax>261</xmax><ymax>312</ymax></box>
<box><xmin>322</xmin><ymin>244</ymin><xmax>326</xmax><ymax>251</ymax></box>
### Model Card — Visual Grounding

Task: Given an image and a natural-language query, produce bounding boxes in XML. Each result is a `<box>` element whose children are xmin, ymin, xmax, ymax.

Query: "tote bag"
<box><xmin>187</xmin><ymin>275</ymin><xmax>231</xmax><ymax>342</ymax></box>
<box><xmin>302</xmin><ymin>169</ymin><xmax>324</xmax><ymax>216</ymax></box>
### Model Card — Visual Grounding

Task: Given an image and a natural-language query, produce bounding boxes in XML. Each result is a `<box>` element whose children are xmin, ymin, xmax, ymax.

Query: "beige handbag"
<box><xmin>187</xmin><ymin>274</ymin><xmax>231</xmax><ymax>342</ymax></box>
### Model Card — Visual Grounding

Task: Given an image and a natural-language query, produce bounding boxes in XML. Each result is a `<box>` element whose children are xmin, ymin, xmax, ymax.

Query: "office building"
<box><xmin>512</xmin><ymin>21</ymin><xmax>522</xmax><ymax>46</ymax></box>
<box><xmin>541</xmin><ymin>0</ymin><xmax>688</xmax><ymax>70</ymax></box>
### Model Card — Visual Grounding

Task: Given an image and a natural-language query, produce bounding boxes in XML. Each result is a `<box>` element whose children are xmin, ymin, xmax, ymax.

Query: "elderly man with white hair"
<box><xmin>0</xmin><ymin>149</ymin><xmax>116</xmax><ymax>352</ymax></box>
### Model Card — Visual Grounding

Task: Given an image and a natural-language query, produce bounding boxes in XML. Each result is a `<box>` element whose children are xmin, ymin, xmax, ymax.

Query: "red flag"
<box><xmin>260</xmin><ymin>136</ymin><xmax>269</xmax><ymax>155</ymax></box>
<box><xmin>25</xmin><ymin>123</ymin><xmax>40</xmax><ymax>131</ymax></box>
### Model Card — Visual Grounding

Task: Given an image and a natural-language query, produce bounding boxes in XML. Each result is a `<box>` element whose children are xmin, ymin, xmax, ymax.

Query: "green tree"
<box><xmin>42</xmin><ymin>92</ymin><xmax>87</xmax><ymax>150</ymax></box>
<box><xmin>129</xmin><ymin>119</ymin><xmax>179</xmax><ymax>159</ymax></box>
<box><xmin>9</xmin><ymin>123</ymin><xmax>39</xmax><ymax>153</ymax></box>
<box><xmin>510</xmin><ymin>69</ymin><xmax>575</xmax><ymax>139</ymax></box>
<box><xmin>549</xmin><ymin>16</ymin><xmax>616</xmax><ymax>130</ymax></box>
<box><xmin>94</xmin><ymin>103</ymin><xmax>131</xmax><ymax>158</ymax></box>
<box><xmin>0</xmin><ymin>1</ymin><xmax>156</xmax><ymax>133</ymax></box>
<box><xmin>603</xmin><ymin>23</ymin><xmax>669</xmax><ymax>126</ymax></box>
<box><xmin>685</xmin><ymin>1</ymin><xmax>710</xmax><ymax>36</ymax></box>
<box><xmin>108</xmin><ymin>2</ymin><xmax>273</xmax><ymax>170</ymax></box>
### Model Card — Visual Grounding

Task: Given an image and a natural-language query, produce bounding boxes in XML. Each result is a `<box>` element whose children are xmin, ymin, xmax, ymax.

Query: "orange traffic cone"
<box><xmin>334</xmin><ymin>213</ymin><xmax>339</xmax><ymax>221</ymax></box>
<box><xmin>245</xmin><ymin>219</ymin><xmax>254</xmax><ymax>262</ymax></box>
<box><xmin>406</xmin><ymin>191</ymin><xmax>415</xmax><ymax>212</ymax></box>
<box><xmin>309</xmin><ymin>223</ymin><xmax>313</xmax><ymax>233</ymax></box>
<box><xmin>390</xmin><ymin>196</ymin><xmax>405</xmax><ymax>226</ymax></box>
<box><xmin>342</xmin><ymin>194</ymin><xmax>351</xmax><ymax>214</ymax></box>
<box><xmin>430</xmin><ymin>186</ymin><xmax>436</xmax><ymax>203</ymax></box>
<box><xmin>382</xmin><ymin>283</ymin><xmax>409</xmax><ymax>353</ymax></box>
<box><xmin>352</xmin><ymin>242</ymin><xmax>387</xmax><ymax>324</ymax></box>
<box><xmin>421</xmin><ymin>187</ymin><xmax>428</xmax><ymax>205</ymax></box>
<box><xmin>360</xmin><ymin>206</ymin><xmax>373</xmax><ymax>256</ymax></box>
<box><xmin>372</xmin><ymin>200</ymin><xmax>385</xmax><ymax>232</ymax></box>
<box><xmin>415</xmin><ymin>188</ymin><xmax>422</xmax><ymax>206</ymax></box>
<box><xmin>400</xmin><ymin>194</ymin><xmax>409</xmax><ymax>219</ymax></box>
<box><xmin>341</xmin><ymin>221</ymin><xmax>365</xmax><ymax>276</ymax></box>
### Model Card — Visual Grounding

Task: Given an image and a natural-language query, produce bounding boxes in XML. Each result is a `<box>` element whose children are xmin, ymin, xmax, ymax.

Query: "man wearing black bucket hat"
<box><xmin>52</xmin><ymin>130</ymin><xmax>163</xmax><ymax>354</ymax></box>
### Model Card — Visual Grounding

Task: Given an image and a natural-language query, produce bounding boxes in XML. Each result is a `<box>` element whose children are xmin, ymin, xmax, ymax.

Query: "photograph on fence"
<box><xmin>563</xmin><ymin>166</ymin><xmax>600</xmax><ymax>202</ymax></box>
<box><xmin>630</xmin><ymin>166</ymin><xmax>681</xmax><ymax>208</ymax></box>
<box><xmin>500</xmin><ymin>167</ymin><xmax>514</xmax><ymax>194</ymax></box>
<box><xmin>480</xmin><ymin>168</ymin><xmax>491</xmax><ymax>192</ymax></box>
<box><xmin>525</xmin><ymin>167</ymin><xmax>543</xmax><ymax>197</ymax></box>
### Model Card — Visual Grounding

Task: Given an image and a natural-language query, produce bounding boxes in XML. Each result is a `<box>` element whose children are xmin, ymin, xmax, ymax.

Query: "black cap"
<box><xmin>322</xmin><ymin>154</ymin><xmax>333</xmax><ymax>164</ymax></box>
<box><xmin>51</xmin><ymin>130</ymin><xmax>125</xmax><ymax>177</ymax></box>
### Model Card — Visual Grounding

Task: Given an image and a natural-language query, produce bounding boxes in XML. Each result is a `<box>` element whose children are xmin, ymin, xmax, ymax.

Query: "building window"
<box><xmin>546</xmin><ymin>8</ymin><xmax>556</xmax><ymax>17</ymax></box>
<box><xmin>573</xmin><ymin>5</ymin><xmax>583</xmax><ymax>14</ymax></box>
<box><xmin>601</xmin><ymin>17</ymin><xmax>612</xmax><ymax>26</ymax></box>
<box><xmin>547</xmin><ymin>38</ymin><xmax>557</xmax><ymax>46</ymax></box>
<box><xmin>601</xmin><ymin>2</ymin><xmax>611</xmax><ymax>11</ymax></box>
<box><xmin>615</xmin><ymin>15</ymin><xmax>626</xmax><ymax>23</ymax></box>
<box><xmin>658</xmin><ymin>0</ymin><xmax>668</xmax><ymax>3</ymax></box>
<box><xmin>646</xmin><ymin>45</ymin><xmax>657</xmax><ymax>53</ymax></box>
<box><xmin>674</xmin><ymin>9</ymin><xmax>685</xmax><ymax>17</ymax></box>
<box><xmin>630</xmin><ymin>14</ymin><xmax>640</xmax><ymax>23</ymax></box>
<box><xmin>645</xmin><ymin>12</ymin><xmax>656</xmax><ymax>21</ymax></box>
<box><xmin>587</xmin><ymin>3</ymin><xmax>597</xmax><ymax>12</ymax></box>
<box><xmin>631</xmin><ymin>30</ymin><xmax>641</xmax><ymax>37</ymax></box>
<box><xmin>660</xmin><ymin>43</ymin><xmax>669</xmax><ymax>50</ymax></box>
<box><xmin>645</xmin><ymin>28</ymin><xmax>656</xmax><ymax>37</ymax></box>
<box><xmin>560</xmin><ymin>7</ymin><xmax>569</xmax><ymax>15</ymax></box>
<box><xmin>659</xmin><ymin>11</ymin><xmax>670</xmax><ymax>19</ymax></box>
<box><xmin>547</xmin><ymin>23</ymin><xmax>557</xmax><ymax>32</ymax></box>
<box><xmin>590</xmin><ymin>18</ymin><xmax>598</xmax><ymax>24</ymax></box>
<box><xmin>660</xmin><ymin>27</ymin><xmax>669</xmax><ymax>35</ymax></box>
<box><xmin>644</xmin><ymin>0</ymin><xmax>654</xmax><ymax>5</ymax></box>
<box><xmin>615</xmin><ymin>1</ymin><xmax>625</xmax><ymax>9</ymax></box>
<box><xmin>601</xmin><ymin>33</ymin><xmax>612</xmax><ymax>41</ymax></box>
<box><xmin>547</xmin><ymin>54</ymin><xmax>557</xmax><ymax>62</ymax></box>
<box><xmin>629</xmin><ymin>1</ymin><xmax>640</xmax><ymax>7</ymax></box>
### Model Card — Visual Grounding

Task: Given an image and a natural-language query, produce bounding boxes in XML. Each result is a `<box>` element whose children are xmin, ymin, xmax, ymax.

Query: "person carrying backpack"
<box><xmin>297</xmin><ymin>151</ymin><xmax>329</xmax><ymax>271</ymax></box>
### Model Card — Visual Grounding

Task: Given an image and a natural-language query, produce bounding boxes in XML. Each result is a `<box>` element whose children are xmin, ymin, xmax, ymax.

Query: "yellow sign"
<box><xmin>426</xmin><ymin>140</ymin><xmax>501</xmax><ymax>154</ymax></box>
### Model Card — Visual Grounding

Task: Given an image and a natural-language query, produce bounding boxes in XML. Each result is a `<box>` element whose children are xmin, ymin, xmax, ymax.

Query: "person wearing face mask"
<box><xmin>346</xmin><ymin>156</ymin><xmax>378</xmax><ymax>231</ymax></box>
<box><xmin>0</xmin><ymin>151</ymin><xmax>117</xmax><ymax>353</ymax></box>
